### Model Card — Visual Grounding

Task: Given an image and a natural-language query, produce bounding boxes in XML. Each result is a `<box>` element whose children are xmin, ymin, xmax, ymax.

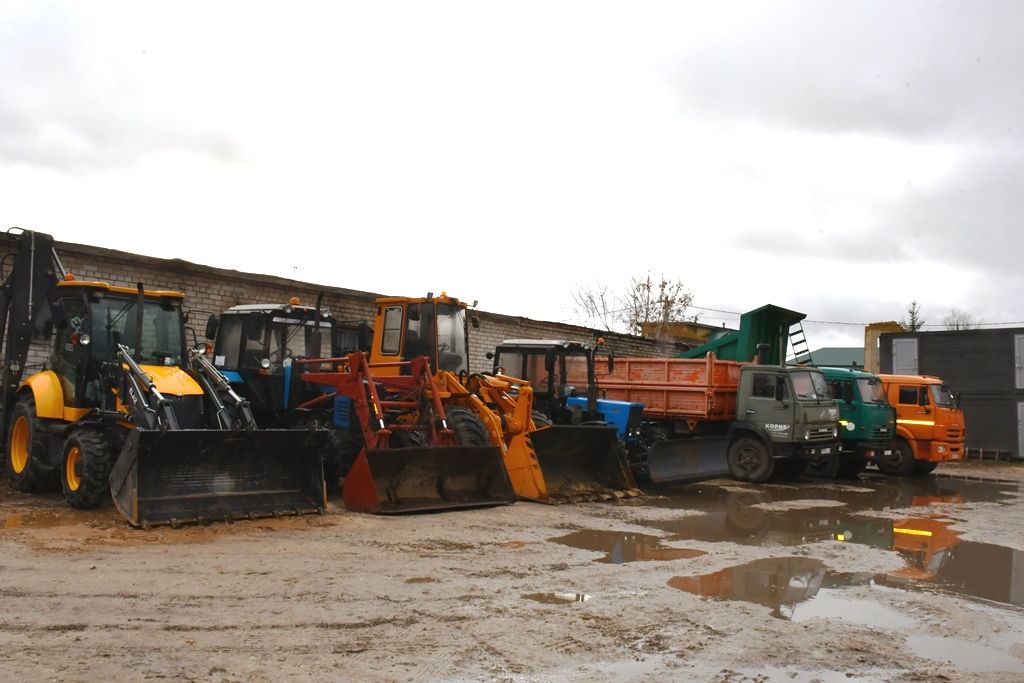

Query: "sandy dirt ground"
<box><xmin>2</xmin><ymin>460</ymin><xmax>1024</xmax><ymax>682</ymax></box>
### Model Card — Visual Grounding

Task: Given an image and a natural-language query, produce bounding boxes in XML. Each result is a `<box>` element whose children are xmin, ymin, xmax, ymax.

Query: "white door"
<box><xmin>1018</xmin><ymin>402</ymin><xmax>1024</xmax><ymax>460</ymax></box>
<box><xmin>1015</xmin><ymin>335</ymin><xmax>1024</xmax><ymax>389</ymax></box>
<box><xmin>892</xmin><ymin>338</ymin><xmax>919</xmax><ymax>375</ymax></box>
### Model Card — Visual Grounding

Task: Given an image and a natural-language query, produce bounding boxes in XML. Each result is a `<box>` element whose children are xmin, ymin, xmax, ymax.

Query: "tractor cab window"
<box><xmin>89</xmin><ymin>295</ymin><xmax>185</xmax><ymax>366</ymax></box>
<box><xmin>402</xmin><ymin>302</ymin><xmax>435</xmax><ymax>364</ymax></box>
<box><xmin>496</xmin><ymin>351</ymin><xmax>525</xmax><ymax>378</ymax></box>
<box><xmin>52</xmin><ymin>296</ymin><xmax>89</xmax><ymax>405</ymax></box>
<box><xmin>275</xmin><ymin>316</ymin><xmax>333</xmax><ymax>360</ymax></box>
<box><xmin>435</xmin><ymin>303</ymin><xmax>468</xmax><ymax>373</ymax></box>
<box><xmin>528</xmin><ymin>354</ymin><xmax>556</xmax><ymax>392</ymax></box>
<box><xmin>380</xmin><ymin>306</ymin><xmax>403</xmax><ymax>355</ymax></box>
<box><xmin>213</xmin><ymin>316</ymin><xmax>243</xmax><ymax>368</ymax></box>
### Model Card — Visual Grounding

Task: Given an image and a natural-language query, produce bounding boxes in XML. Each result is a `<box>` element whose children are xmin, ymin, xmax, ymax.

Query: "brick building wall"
<box><xmin>2</xmin><ymin>233</ymin><xmax>682</xmax><ymax>375</ymax></box>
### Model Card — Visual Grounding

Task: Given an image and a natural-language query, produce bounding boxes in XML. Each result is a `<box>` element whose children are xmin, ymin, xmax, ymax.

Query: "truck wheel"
<box><xmin>7</xmin><ymin>395</ymin><xmax>58</xmax><ymax>492</ymax></box>
<box><xmin>61</xmin><ymin>430</ymin><xmax>114</xmax><ymax>509</ymax></box>
<box><xmin>875</xmin><ymin>438</ymin><xmax>916</xmax><ymax>477</ymax></box>
<box><xmin>910</xmin><ymin>460</ymin><xmax>938</xmax><ymax>477</ymax></box>
<box><xmin>445</xmin><ymin>408</ymin><xmax>490</xmax><ymax>446</ymax></box>
<box><xmin>531</xmin><ymin>411</ymin><xmax>553</xmax><ymax>429</ymax></box>
<box><xmin>806</xmin><ymin>453</ymin><xmax>841</xmax><ymax>479</ymax></box>
<box><xmin>837</xmin><ymin>454</ymin><xmax>868</xmax><ymax>479</ymax></box>
<box><xmin>727</xmin><ymin>438</ymin><xmax>774</xmax><ymax>483</ymax></box>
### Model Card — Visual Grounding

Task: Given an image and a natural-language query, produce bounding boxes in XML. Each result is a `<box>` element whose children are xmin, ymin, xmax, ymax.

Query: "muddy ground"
<box><xmin>2</xmin><ymin>460</ymin><xmax>1024</xmax><ymax>682</ymax></box>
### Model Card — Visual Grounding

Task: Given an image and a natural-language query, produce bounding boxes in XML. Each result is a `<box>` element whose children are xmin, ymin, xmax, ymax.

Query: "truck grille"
<box><xmin>872</xmin><ymin>426</ymin><xmax>891</xmax><ymax>439</ymax></box>
<box><xmin>806</xmin><ymin>427</ymin><xmax>835</xmax><ymax>442</ymax></box>
<box><xmin>947</xmin><ymin>427</ymin><xmax>963</xmax><ymax>440</ymax></box>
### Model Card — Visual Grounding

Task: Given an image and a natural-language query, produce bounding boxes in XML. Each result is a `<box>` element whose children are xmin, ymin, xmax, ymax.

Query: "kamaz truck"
<box><xmin>817</xmin><ymin>366</ymin><xmax>896</xmax><ymax>478</ymax></box>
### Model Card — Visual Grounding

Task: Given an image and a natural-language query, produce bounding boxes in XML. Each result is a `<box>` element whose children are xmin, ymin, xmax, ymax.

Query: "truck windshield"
<box><xmin>435</xmin><ymin>303</ymin><xmax>468</xmax><ymax>373</ymax></box>
<box><xmin>790</xmin><ymin>371</ymin><xmax>831</xmax><ymax>400</ymax></box>
<box><xmin>90</xmin><ymin>295</ymin><xmax>185</xmax><ymax>365</ymax></box>
<box><xmin>930</xmin><ymin>384</ymin><xmax>957</xmax><ymax>408</ymax></box>
<box><xmin>856</xmin><ymin>378</ymin><xmax>887</xmax><ymax>404</ymax></box>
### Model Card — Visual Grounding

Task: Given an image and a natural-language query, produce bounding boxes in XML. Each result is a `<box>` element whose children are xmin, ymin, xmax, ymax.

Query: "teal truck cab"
<box><xmin>817</xmin><ymin>367</ymin><xmax>895</xmax><ymax>478</ymax></box>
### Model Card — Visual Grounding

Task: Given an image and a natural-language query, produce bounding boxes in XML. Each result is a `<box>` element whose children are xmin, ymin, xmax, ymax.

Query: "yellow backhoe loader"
<box><xmin>0</xmin><ymin>228</ymin><xmax>327</xmax><ymax>527</ymax></box>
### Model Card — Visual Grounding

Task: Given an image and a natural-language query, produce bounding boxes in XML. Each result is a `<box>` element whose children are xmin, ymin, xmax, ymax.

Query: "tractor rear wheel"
<box><xmin>875</xmin><ymin>438</ymin><xmax>916</xmax><ymax>476</ymax></box>
<box><xmin>727</xmin><ymin>437</ymin><xmax>775</xmax><ymax>483</ymax></box>
<box><xmin>61</xmin><ymin>429</ymin><xmax>114</xmax><ymax>509</ymax></box>
<box><xmin>445</xmin><ymin>408</ymin><xmax>489</xmax><ymax>446</ymax></box>
<box><xmin>7</xmin><ymin>395</ymin><xmax>58</xmax><ymax>492</ymax></box>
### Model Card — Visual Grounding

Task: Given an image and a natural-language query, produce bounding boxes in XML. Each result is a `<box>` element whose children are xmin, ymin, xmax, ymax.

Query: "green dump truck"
<box><xmin>816</xmin><ymin>366</ymin><xmax>896</xmax><ymax>478</ymax></box>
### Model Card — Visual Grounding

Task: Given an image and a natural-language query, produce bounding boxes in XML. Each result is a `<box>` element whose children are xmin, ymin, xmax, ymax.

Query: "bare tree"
<box><xmin>571</xmin><ymin>282</ymin><xmax>617</xmax><ymax>331</ymax></box>
<box><xmin>621</xmin><ymin>273</ymin><xmax>698</xmax><ymax>338</ymax></box>
<box><xmin>572</xmin><ymin>273</ymin><xmax>698</xmax><ymax>338</ymax></box>
<box><xmin>899</xmin><ymin>300</ymin><xmax>926</xmax><ymax>331</ymax></box>
<box><xmin>943</xmin><ymin>308</ymin><xmax>980</xmax><ymax>330</ymax></box>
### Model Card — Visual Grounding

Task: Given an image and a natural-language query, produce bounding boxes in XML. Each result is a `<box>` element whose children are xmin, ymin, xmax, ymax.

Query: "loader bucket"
<box><xmin>646</xmin><ymin>436</ymin><xmax>731</xmax><ymax>485</ymax></box>
<box><xmin>342</xmin><ymin>445</ymin><xmax>516</xmax><ymax>514</ymax></box>
<box><xmin>523</xmin><ymin>425</ymin><xmax>642</xmax><ymax>504</ymax></box>
<box><xmin>109</xmin><ymin>428</ymin><xmax>329</xmax><ymax>528</ymax></box>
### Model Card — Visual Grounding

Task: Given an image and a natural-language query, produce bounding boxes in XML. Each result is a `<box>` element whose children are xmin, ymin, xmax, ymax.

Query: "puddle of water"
<box><xmin>522</xmin><ymin>592</ymin><xmax>591</xmax><ymax>604</ymax></box>
<box><xmin>667</xmin><ymin>556</ymin><xmax>827</xmax><ymax>619</ymax></box>
<box><xmin>647</xmin><ymin>475</ymin><xmax>1019</xmax><ymax>516</ymax></box>
<box><xmin>907</xmin><ymin>635</ymin><xmax>1024</xmax><ymax>673</ymax></box>
<box><xmin>790</xmin><ymin>587</ymin><xmax>916</xmax><ymax>629</ymax></box>
<box><xmin>549</xmin><ymin>530</ymin><xmax>705</xmax><ymax>564</ymax></box>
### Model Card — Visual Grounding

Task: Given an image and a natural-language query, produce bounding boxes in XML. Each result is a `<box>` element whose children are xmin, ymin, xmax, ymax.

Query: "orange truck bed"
<box><xmin>568</xmin><ymin>353</ymin><xmax>741</xmax><ymax>421</ymax></box>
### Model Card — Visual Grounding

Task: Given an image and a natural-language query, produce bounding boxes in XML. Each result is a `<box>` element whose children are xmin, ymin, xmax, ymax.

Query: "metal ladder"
<box><xmin>787</xmin><ymin>322</ymin><xmax>812</xmax><ymax>365</ymax></box>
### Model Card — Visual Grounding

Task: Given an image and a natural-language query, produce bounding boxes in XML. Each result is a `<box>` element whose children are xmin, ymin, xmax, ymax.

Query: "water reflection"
<box><xmin>549</xmin><ymin>530</ymin><xmax>706</xmax><ymax>564</ymax></box>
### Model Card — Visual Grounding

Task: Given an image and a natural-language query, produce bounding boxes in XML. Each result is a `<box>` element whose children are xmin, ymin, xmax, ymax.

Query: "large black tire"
<box><xmin>806</xmin><ymin>453</ymin><xmax>841</xmax><ymax>479</ymax></box>
<box><xmin>727</xmin><ymin>437</ymin><xmax>775</xmax><ymax>483</ymax></box>
<box><xmin>60</xmin><ymin>429</ymin><xmax>114</xmax><ymax>509</ymax></box>
<box><xmin>7</xmin><ymin>395</ymin><xmax>58</xmax><ymax>492</ymax></box>
<box><xmin>445</xmin><ymin>407</ymin><xmax>490</xmax><ymax>446</ymax></box>
<box><xmin>837</xmin><ymin>454</ymin><xmax>869</xmax><ymax>479</ymax></box>
<box><xmin>531</xmin><ymin>411</ymin><xmax>553</xmax><ymax>429</ymax></box>
<box><xmin>875</xmin><ymin>438</ymin><xmax>916</xmax><ymax>477</ymax></box>
<box><xmin>910</xmin><ymin>459</ymin><xmax>938</xmax><ymax>477</ymax></box>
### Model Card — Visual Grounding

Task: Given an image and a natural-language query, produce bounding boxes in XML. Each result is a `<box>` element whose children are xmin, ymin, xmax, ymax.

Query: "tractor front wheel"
<box><xmin>61</xmin><ymin>430</ymin><xmax>114</xmax><ymax>509</ymax></box>
<box><xmin>445</xmin><ymin>408</ymin><xmax>489</xmax><ymax>446</ymax></box>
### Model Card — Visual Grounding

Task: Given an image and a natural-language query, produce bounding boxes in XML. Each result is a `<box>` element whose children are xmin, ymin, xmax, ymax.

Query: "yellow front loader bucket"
<box><xmin>505</xmin><ymin>425</ymin><xmax>642</xmax><ymax>504</ymax></box>
<box><xmin>342</xmin><ymin>444</ymin><xmax>516</xmax><ymax>514</ymax></box>
<box><xmin>109</xmin><ymin>428</ymin><xmax>329</xmax><ymax>528</ymax></box>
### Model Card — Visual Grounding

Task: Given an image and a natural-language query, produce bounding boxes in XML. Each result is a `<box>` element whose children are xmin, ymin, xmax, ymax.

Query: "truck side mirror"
<box><xmin>205</xmin><ymin>314</ymin><xmax>219</xmax><ymax>340</ymax></box>
<box><xmin>470</xmin><ymin>313</ymin><xmax>480</xmax><ymax>329</ymax></box>
<box><xmin>485</xmin><ymin>351</ymin><xmax>494</xmax><ymax>360</ymax></box>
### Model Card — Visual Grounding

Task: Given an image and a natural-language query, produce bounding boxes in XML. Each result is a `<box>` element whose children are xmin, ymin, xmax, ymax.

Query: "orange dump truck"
<box><xmin>877</xmin><ymin>374</ymin><xmax>965</xmax><ymax>476</ymax></box>
<box><xmin>568</xmin><ymin>353</ymin><xmax>840</xmax><ymax>483</ymax></box>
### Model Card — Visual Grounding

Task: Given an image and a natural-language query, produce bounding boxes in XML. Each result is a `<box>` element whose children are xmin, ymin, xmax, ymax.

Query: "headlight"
<box><xmin>805</xmin><ymin>432</ymin><xmax>811</xmax><ymax>441</ymax></box>
<box><xmin>832</xmin><ymin>427</ymin><xmax>839</xmax><ymax>437</ymax></box>
<box><xmin>845</xmin><ymin>422</ymin><xmax>856</xmax><ymax>432</ymax></box>
<box><xmin>320</xmin><ymin>307</ymin><xmax>331</xmax><ymax>318</ymax></box>
<box><xmin>78</xmin><ymin>333</ymin><xmax>91</xmax><ymax>346</ymax></box>
<box><xmin>937</xmin><ymin>445</ymin><xmax>947</xmax><ymax>454</ymax></box>
<box><xmin>261</xmin><ymin>358</ymin><xmax>271</xmax><ymax>369</ymax></box>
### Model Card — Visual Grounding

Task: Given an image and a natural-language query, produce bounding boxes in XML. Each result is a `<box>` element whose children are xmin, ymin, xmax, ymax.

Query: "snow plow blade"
<box><xmin>646</xmin><ymin>436</ymin><xmax>731</xmax><ymax>485</ymax></box>
<box><xmin>525</xmin><ymin>425</ymin><xmax>642</xmax><ymax>504</ymax></box>
<box><xmin>342</xmin><ymin>445</ymin><xmax>516</xmax><ymax>514</ymax></box>
<box><xmin>109</xmin><ymin>428</ymin><xmax>329</xmax><ymax>528</ymax></box>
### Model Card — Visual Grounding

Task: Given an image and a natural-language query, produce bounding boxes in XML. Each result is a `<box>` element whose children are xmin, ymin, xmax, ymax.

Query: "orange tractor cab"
<box><xmin>877</xmin><ymin>374</ymin><xmax>965</xmax><ymax>476</ymax></box>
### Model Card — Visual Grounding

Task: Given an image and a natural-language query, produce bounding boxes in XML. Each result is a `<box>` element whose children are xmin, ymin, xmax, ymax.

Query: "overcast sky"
<box><xmin>3</xmin><ymin>1</ymin><xmax>1022</xmax><ymax>348</ymax></box>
